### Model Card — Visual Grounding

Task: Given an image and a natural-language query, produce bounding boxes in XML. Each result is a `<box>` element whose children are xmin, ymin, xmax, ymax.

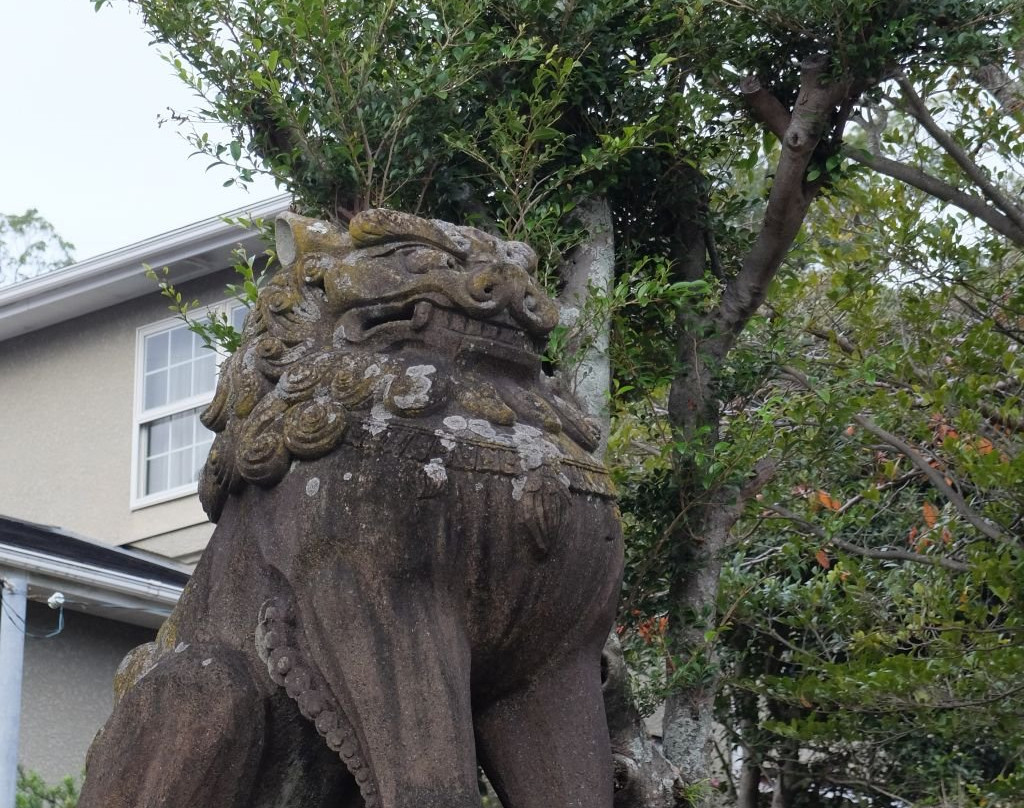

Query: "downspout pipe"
<box><xmin>0</xmin><ymin>569</ymin><xmax>27</xmax><ymax>808</ymax></box>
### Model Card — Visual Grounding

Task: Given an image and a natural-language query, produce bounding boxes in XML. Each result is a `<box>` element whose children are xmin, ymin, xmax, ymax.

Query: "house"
<box><xmin>0</xmin><ymin>515</ymin><xmax>187</xmax><ymax>787</ymax></box>
<box><xmin>0</xmin><ymin>195</ymin><xmax>289</xmax><ymax>790</ymax></box>
<box><xmin>0</xmin><ymin>194</ymin><xmax>290</xmax><ymax>565</ymax></box>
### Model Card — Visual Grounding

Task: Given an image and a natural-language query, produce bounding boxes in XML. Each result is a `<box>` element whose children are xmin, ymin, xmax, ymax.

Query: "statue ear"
<box><xmin>275</xmin><ymin>213</ymin><xmax>351</xmax><ymax>268</ymax></box>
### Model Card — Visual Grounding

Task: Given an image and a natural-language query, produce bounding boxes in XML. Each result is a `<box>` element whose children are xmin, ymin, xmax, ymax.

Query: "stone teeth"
<box><xmin>315</xmin><ymin>711</ymin><xmax>339</xmax><ymax>734</ymax></box>
<box><xmin>340</xmin><ymin>738</ymin><xmax>359</xmax><ymax>759</ymax></box>
<box><xmin>433</xmin><ymin>307</ymin><xmax>531</xmax><ymax>351</ymax></box>
<box><xmin>411</xmin><ymin>300</ymin><xmax>433</xmax><ymax>330</ymax></box>
<box><xmin>326</xmin><ymin>727</ymin><xmax>347</xmax><ymax>749</ymax></box>
<box><xmin>299</xmin><ymin>690</ymin><xmax>326</xmax><ymax>717</ymax></box>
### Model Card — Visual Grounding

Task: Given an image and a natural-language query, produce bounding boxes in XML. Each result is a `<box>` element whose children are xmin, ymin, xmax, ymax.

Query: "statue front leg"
<box><xmin>474</xmin><ymin>650</ymin><xmax>615</xmax><ymax>808</ymax></box>
<box><xmin>78</xmin><ymin>644</ymin><xmax>266</xmax><ymax>808</ymax></box>
<box><xmin>273</xmin><ymin>579</ymin><xmax>482</xmax><ymax>808</ymax></box>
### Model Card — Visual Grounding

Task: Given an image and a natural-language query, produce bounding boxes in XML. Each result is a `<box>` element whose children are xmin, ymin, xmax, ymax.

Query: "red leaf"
<box><xmin>816</xmin><ymin>490</ymin><xmax>841</xmax><ymax>511</ymax></box>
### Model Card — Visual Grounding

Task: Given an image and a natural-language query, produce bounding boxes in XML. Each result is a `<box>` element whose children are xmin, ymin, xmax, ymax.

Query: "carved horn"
<box><xmin>275</xmin><ymin>213</ymin><xmax>352</xmax><ymax>268</ymax></box>
<box><xmin>350</xmin><ymin>208</ymin><xmax>463</xmax><ymax>258</ymax></box>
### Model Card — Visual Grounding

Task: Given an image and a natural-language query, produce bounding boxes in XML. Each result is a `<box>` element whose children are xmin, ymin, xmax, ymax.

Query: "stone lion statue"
<box><xmin>78</xmin><ymin>209</ymin><xmax>623</xmax><ymax>808</ymax></box>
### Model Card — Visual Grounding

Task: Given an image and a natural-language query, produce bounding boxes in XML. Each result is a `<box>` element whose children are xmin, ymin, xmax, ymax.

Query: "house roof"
<box><xmin>0</xmin><ymin>193</ymin><xmax>292</xmax><ymax>343</ymax></box>
<box><xmin>0</xmin><ymin>514</ymin><xmax>190</xmax><ymax>628</ymax></box>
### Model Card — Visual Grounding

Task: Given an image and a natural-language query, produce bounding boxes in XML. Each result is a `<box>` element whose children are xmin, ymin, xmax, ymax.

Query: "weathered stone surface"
<box><xmin>79</xmin><ymin>210</ymin><xmax>624</xmax><ymax>808</ymax></box>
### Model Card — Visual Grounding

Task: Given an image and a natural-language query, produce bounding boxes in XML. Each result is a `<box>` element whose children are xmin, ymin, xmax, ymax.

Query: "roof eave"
<box><xmin>0</xmin><ymin>544</ymin><xmax>184</xmax><ymax>629</ymax></box>
<box><xmin>0</xmin><ymin>193</ymin><xmax>291</xmax><ymax>343</ymax></box>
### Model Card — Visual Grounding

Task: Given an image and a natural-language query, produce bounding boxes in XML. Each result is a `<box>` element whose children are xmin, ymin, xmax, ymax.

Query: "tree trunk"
<box><xmin>733</xmin><ymin>659</ymin><xmax>762</xmax><ymax>808</ymax></box>
<box><xmin>659</xmin><ymin>57</ymin><xmax>852</xmax><ymax>803</ymax></box>
<box><xmin>558</xmin><ymin>196</ymin><xmax>615</xmax><ymax>455</ymax></box>
<box><xmin>660</xmin><ymin>174</ymin><xmax>736</xmax><ymax>802</ymax></box>
<box><xmin>560</xmin><ymin>197</ymin><xmax>692</xmax><ymax>808</ymax></box>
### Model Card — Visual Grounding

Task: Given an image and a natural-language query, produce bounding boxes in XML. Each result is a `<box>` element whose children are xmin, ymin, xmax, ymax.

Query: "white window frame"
<box><xmin>130</xmin><ymin>301</ymin><xmax>248</xmax><ymax>509</ymax></box>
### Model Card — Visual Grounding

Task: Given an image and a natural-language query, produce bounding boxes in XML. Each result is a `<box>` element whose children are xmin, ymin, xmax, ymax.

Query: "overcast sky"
<box><xmin>1</xmin><ymin>0</ymin><xmax>281</xmax><ymax>261</ymax></box>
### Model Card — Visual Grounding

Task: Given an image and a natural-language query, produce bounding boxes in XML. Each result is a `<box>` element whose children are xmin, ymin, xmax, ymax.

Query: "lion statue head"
<box><xmin>198</xmin><ymin>209</ymin><xmax>603</xmax><ymax>521</ymax></box>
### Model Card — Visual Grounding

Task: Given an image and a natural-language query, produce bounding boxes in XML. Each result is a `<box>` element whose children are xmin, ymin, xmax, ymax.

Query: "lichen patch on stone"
<box><xmin>467</xmin><ymin>419</ymin><xmax>497</xmax><ymax>439</ymax></box>
<box><xmin>511</xmin><ymin>476</ymin><xmax>527</xmax><ymax>501</ymax></box>
<box><xmin>423</xmin><ymin>458</ymin><xmax>448</xmax><ymax>485</ymax></box>
<box><xmin>443</xmin><ymin>415</ymin><xmax>468</xmax><ymax>431</ymax></box>
<box><xmin>392</xmin><ymin>364</ymin><xmax>436</xmax><ymax>410</ymax></box>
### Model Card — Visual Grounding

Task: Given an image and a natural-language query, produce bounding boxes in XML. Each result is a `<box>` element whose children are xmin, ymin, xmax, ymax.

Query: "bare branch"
<box><xmin>843</xmin><ymin>146</ymin><xmax>1024</xmax><ymax>246</ymax></box>
<box><xmin>705</xmin><ymin>458</ymin><xmax>780</xmax><ymax>551</ymax></box>
<box><xmin>824</xmin><ymin>776</ymin><xmax>913</xmax><ymax>805</ymax></box>
<box><xmin>804</xmin><ymin>323</ymin><xmax>856</xmax><ymax>355</ymax></box>
<box><xmin>764</xmin><ymin>503</ymin><xmax>971</xmax><ymax>574</ymax></box>
<box><xmin>850</xmin><ymin>412</ymin><xmax>1010</xmax><ymax>544</ymax></box>
<box><xmin>721</xmin><ymin>58</ymin><xmax>853</xmax><ymax>335</ymax></box>
<box><xmin>972</xmin><ymin>63</ymin><xmax>1024</xmax><ymax>113</ymax></box>
<box><xmin>895</xmin><ymin>75</ymin><xmax>1024</xmax><ymax>233</ymax></box>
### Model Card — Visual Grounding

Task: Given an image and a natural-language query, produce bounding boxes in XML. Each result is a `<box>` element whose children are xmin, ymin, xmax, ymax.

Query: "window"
<box><xmin>132</xmin><ymin>304</ymin><xmax>248</xmax><ymax>506</ymax></box>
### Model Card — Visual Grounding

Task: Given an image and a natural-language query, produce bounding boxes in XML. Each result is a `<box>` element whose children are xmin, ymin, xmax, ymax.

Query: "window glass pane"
<box><xmin>170</xmin><ymin>411</ymin><xmax>192</xmax><ymax>446</ymax></box>
<box><xmin>146</xmin><ymin>455</ymin><xmax>168</xmax><ymax>495</ymax></box>
<box><xmin>141</xmin><ymin>407</ymin><xmax>215</xmax><ymax>497</ymax></box>
<box><xmin>169</xmin><ymin>362</ymin><xmax>192</xmax><ymax>402</ymax></box>
<box><xmin>144</xmin><ymin>321</ymin><xmax>221</xmax><ymax>410</ymax></box>
<box><xmin>148</xmin><ymin>418</ymin><xmax>170</xmax><ymax>456</ymax></box>
<box><xmin>231</xmin><ymin>305</ymin><xmax>248</xmax><ymax>332</ymax></box>
<box><xmin>145</xmin><ymin>331</ymin><xmax>168</xmax><ymax>371</ymax></box>
<box><xmin>170</xmin><ymin>325</ymin><xmax>194</xmax><ymax>365</ymax></box>
<box><xmin>139</xmin><ymin>313</ymin><xmax>223</xmax><ymax>498</ymax></box>
<box><xmin>169</xmin><ymin>448</ymin><xmax>192</xmax><ymax>489</ymax></box>
<box><xmin>195</xmin><ymin>436</ymin><xmax>214</xmax><ymax>477</ymax></box>
<box><xmin>193</xmin><ymin>353</ymin><xmax>216</xmax><ymax>396</ymax></box>
<box><xmin>144</xmin><ymin>370</ymin><xmax>168</xmax><ymax>410</ymax></box>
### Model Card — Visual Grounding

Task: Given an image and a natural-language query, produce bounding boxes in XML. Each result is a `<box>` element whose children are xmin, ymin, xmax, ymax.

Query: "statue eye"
<box><xmin>400</xmin><ymin>246</ymin><xmax>455</xmax><ymax>274</ymax></box>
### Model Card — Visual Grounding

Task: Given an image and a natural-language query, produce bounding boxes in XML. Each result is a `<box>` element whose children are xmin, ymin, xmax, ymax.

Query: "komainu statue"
<box><xmin>79</xmin><ymin>210</ymin><xmax>623</xmax><ymax>808</ymax></box>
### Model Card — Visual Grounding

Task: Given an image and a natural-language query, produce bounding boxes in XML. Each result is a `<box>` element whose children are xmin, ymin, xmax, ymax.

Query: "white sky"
<box><xmin>1</xmin><ymin>0</ymin><xmax>281</xmax><ymax>261</ymax></box>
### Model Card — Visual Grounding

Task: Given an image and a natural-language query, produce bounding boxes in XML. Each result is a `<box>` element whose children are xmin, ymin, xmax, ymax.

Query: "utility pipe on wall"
<box><xmin>0</xmin><ymin>569</ymin><xmax>27</xmax><ymax>808</ymax></box>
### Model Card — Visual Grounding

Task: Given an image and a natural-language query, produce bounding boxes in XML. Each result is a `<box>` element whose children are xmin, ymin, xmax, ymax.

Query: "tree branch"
<box><xmin>850</xmin><ymin>412</ymin><xmax>1010</xmax><ymax>544</ymax></box>
<box><xmin>764</xmin><ymin>503</ymin><xmax>970</xmax><ymax>573</ymax></box>
<box><xmin>842</xmin><ymin>146</ymin><xmax>1024</xmax><ymax>246</ymax></box>
<box><xmin>739</xmin><ymin>76</ymin><xmax>790</xmax><ymax>140</ymax></box>
<box><xmin>895</xmin><ymin>76</ymin><xmax>1024</xmax><ymax>233</ymax></box>
<box><xmin>722</xmin><ymin>58</ymin><xmax>853</xmax><ymax>335</ymax></box>
<box><xmin>714</xmin><ymin>457</ymin><xmax>779</xmax><ymax>541</ymax></box>
<box><xmin>805</xmin><ymin>323</ymin><xmax>856</xmax><ymax>355</ymax></box>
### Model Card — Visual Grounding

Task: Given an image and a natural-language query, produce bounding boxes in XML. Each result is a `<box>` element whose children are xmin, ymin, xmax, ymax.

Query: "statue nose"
<box><xmin>464</xmin><ymin>263</ymin><xmax>558</xmax><ymax>335</ymax></box>
<box><xmin>466</xmin><ymin>264</ymin><xmax>520</xmax><ymax>308</ymax></box>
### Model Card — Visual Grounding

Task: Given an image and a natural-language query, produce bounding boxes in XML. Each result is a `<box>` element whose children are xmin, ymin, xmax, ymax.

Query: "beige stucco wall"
<box><xmin>19</xmin><ymin>600</ymin><xmax>155</xmax><ymax>783</ymax></box>
<box><xmin>0</xmin><ymin>271</ymin><xmax>237</xmax><ymax>560</ymax></box>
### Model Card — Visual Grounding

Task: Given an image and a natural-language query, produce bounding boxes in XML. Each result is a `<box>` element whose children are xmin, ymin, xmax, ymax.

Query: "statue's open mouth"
<box><xmin>337</xmin><ymin>298</ymin><xmax>541</xmax><ymax>357</ymax></box>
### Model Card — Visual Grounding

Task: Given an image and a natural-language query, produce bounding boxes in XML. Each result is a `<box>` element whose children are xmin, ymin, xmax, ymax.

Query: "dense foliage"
<box><xmin>613</xmin><ymin>62</ymin><xmax>1024</xmax><ymax>804</ymax></box>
